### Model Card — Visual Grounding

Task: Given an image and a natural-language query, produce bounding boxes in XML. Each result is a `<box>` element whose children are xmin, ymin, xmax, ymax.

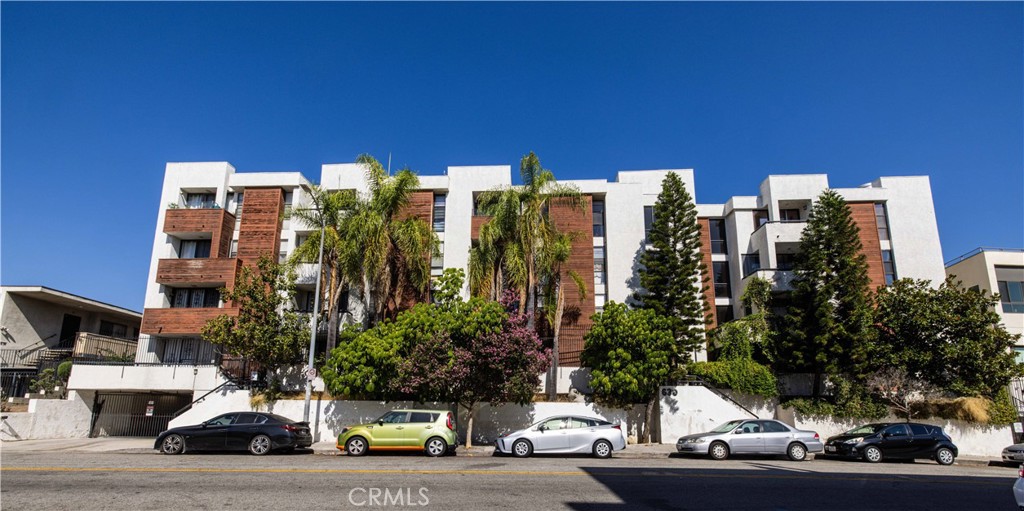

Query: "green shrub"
<box><xmin>783</xmin><ymin>376</ymin><xmax>887</xmax><ymax>420</ymax></box>
<box><xmin>987</xmin><ymin>388</ymin><xmax>1017</xmax><ymax>425</ymax></box>
<box><xmin>57</xmin><ymin>360</ymin><xmax>73</xmax><ymax>380</ymax></box>
<box><xmin>688</xmin><ymin>359</ymin><xmax>778</xmax><ymax>397</ymax></box>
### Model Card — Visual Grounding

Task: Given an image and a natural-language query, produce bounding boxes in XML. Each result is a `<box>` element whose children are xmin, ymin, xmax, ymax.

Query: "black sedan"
<box><xmin>155</xmin><ymin>412</ymin><xmax>312</xmax><ymax>455</ymax></box>
<box><xmin>823</xmin><ymin>422</ymin><xmax>958</xmax><ymax>465</ymax></box>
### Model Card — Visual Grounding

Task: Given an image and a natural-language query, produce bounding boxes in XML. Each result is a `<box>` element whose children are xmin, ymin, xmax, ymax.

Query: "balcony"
<box><xmin>750</xmin><ymin>220</ymin><xmax>806</xmax><ymax>253</ymax></box>
<box><xmin>140</xmin><ymin>307</ymin><xmax>237</xmax><ymax>336</ymax></box>
<box><xmin>741</xmin><ymin>268</ymin><xmax>796</xmax><ymax>292</ymax></box>
<box><xmin>164</xmin><ymin>208</ymin><xmax>236</xmax><ymax>258</ymax></box>
<box><xmin>72</xmin><ymin>332</ymin><xmax>138</xmax><ymax>363</ymax></box>
<box><xmin>156</xmin><ymin>258</ymin><xmax>240</xmax><ymax>287</ymax></box>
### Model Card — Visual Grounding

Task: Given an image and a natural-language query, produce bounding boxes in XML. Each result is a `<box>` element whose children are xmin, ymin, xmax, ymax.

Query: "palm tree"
<box><xmin>539</xmin><ymin>231</ymin><xmax>587</xmax><ymax>400</ymax></box>
<box><xmin>353</xmin><ymin>154</ymin><xmax>439</xmax><ymax>325</ymax></box>
<box><xmin>290</xmin><ymin>186</ymin><xmax>361</xmax><ymax>353</ymax></box>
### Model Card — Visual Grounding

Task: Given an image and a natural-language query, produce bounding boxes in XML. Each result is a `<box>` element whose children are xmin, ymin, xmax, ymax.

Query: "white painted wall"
<box><xmin>0</xmin><ymin>391</ymin><xmax>93</xmax><ymax>440</ymax></box>
<box><xmin>658</xmin><ymin>385</ymin><xmax>763</xmax><ymax>443</ymax></box>
<box><xmin>68</xmin><ymin>364</ymin><xmax>225</xmax><ymax>392</ymax></box>
<box><xmin>946</xmin><ymin>249</ymin><xmax>1024</xmax><ymax>338</ymax></box>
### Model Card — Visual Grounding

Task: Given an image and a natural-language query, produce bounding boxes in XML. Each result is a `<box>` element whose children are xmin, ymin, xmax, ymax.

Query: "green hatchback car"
<box><xmin>337</xmin><ymin>409</ymin><xmax>458</xmax><ymax>457</ymax></box>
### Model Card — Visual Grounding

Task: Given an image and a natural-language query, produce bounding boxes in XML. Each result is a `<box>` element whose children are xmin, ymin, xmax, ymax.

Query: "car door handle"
<box><xmin>396</xmin><ymin>426</ymin><xmax>404</xmax><ymax>430</ymax></box>
<box><xmin>425</xmin><ymin>425</ymin><xmax>433</xmax><ymax>429</ymax></box>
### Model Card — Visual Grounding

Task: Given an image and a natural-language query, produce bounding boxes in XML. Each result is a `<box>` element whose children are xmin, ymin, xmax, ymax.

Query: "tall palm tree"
<box><xmin>353</xmin><ymin>154</ymin><xmax>439</xmax><ymax>325</ymax></box>
<box><xmin>290</xmin><ymin>186</ymin><xmax>361</xmax><ymax>353</ymax></box>
<box><xmin>539</xmin><ymin>231</ymin><xmax>587</xmax><ymax>399</ymax></box>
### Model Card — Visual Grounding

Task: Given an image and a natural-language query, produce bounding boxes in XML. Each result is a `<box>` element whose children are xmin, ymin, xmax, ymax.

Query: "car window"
<box><xmin>379</xmin><ymin>411</ymin><xmax>409</xmax><ymax>424</ymax></box>
<box><xmin>409</xmin><ymin>412</ymin><xmax>433</xmax><ymax>423</ymax></box>
<box><xmin>252</xmin><ymin>414</ymin><xmax>269</xmax><ymax>425</ymax></box>
<box><xmin>234</xmin><ymin>413</ymin><xmax>258</xmax><ymax>425</ymax></box>
<box><xmin>739</xmin><ymin>422</ymin><xmax>761</xmax><ymax>434</ymax></box>
<box><xmin>569</xmin><ymin>418</ymin><xmax>590</xmax><ymax>428</ymax></box>
<box><xmin>909</xmin><ymin>424</ymin><xmax>929</xmax><ymax>436</ymax></box>
<box><xmin>883</xmin><ymin>424</ymin><xmax>910</xmax><ymax>437</ymax></box>
<box><xmin>595</xmin><ymin>419</ymin><xmax>612</xmax><ymax>426</ymax></box>
<box><xmin>207</xmin><ymin>414</ymin><xmax>237</xmax><ymax>426</ymax></box>
<box><xmin>541</xmin><ymin>418</ymin><xmax>566</xmax><ymax>430</ymax></box>
<box><xmin>711</xmin><ymin>420</ymin><xmax>745</xmax><ymax>433</ymax></box>
<box><xmin>761</xmin><ymin>421</ymin><xmax>789</xmax><ymax>433</ymax></box>
<box><xmin>843</xmin><ymin>424</ymin><xmax>886</xmax><ymax>435</ymax></box>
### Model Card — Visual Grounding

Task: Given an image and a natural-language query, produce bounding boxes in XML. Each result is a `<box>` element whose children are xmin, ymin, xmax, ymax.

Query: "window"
<box><xmin>753</xmin><ymin>210</ymin><xmax>769</xmax><ymax>228</ymax></box>
<box><xmin>432</xmin><ymin>194</ymin><xmax>447</xmax><ymax>232</ymax></box>
<box><xmin>297</xmin><ymin>290</ymin><xmax>316</xmax><ymax>313</ymax></box>
<box><xmin>234</xmin><ymin>192</ymin><xmax>244</xmax><ymax>216</ymax></box>
<box><xmin>570</xmin><ymin>418</ymin><xmax>591</xmax><ymax>428</ymax></box>
<box><xmin>184</xmin><ymin>193</ymin><xmax>216</xmax><ymax>209</ymax></box>
<box><xmin>594</xmin><ymin>247</ymin><xmax>606</xmax><ymax>284</ymax></box>
<box><xmin>379</xmin><ymin>411</ymin><xmax>409</xmax><ymax>424</ymax></box>
<box><xmin>1015</xmin><ymin>347</ymin><xmax>1024</xmax><ymax>364</ymax></box>
<box><xmin>779</xmin><ymin>209</ymin><xmax>801</xmax><ymax>222</ymax></box>
<box><xmin>99</xmin><ymin>320</ymin><xmax>128</xmax><ymax>338</ymax></box>
<box><xmin>235</xmin><ymin>413</ymin><xmax>259</xmax><ymax>425</ymax></box>
<box><xmin>296</xmin><ymin>234</ymin><xmax>309</xmax><ymax>249</ymax></box>
<box><xmin>541</xmin><ymin>418</ymin><xmax>566</xmax><ymax>430</ymax></box>
<box><xmin>431</xmin><ymin>242</ymin><xmax>444</xmax><ymax>276</ymax></box>
<box><xmin>874</xmin><ymin>203</ymin><xmax>890</xmax><ymax>241</ymax></box>
<box><xmin>882</xmin><ymin>424</ymin><xmax>910</xmax><ymax>437</ymax></box>
<box><xmin>713</xmin><ymin>262</ymin><xmax>731</xmax><ymax>298</ymax></box>
<box><xmin>643</xmin><ymin>206</ymin><xmax>655</xmax><ymax>242</ymax></box>
<box><xmin>709</xmin><ymin>219</ymin><xmax>728</xmax><ymax>254</ymax></box>
<box><xmin>761</xmin><ymin>421</ymin><xmax>790</xmax><ymax>433</ymax></box>
<box><xmin>279</xmin><ymin>239</ymin><xmax>289</xmax><ymax>263</ymax></box>
<box><xmin>592</xmin><ymin>200</ymin><xmax>605</xmax><ymax>237</ymax></box>
<box><xmin>777</xmin><ymin>253</ymin><xmax>797</xmax><ymax>271</ymax></box>
<box><xmin>180</xmin><ymin>240</ymin><xmax>211</xmax><ymax>259</ymax></box>
<box><xmin>171</xmin><ymin>288</ymin><xmax>220</xmax><ymax>308</ymax></box>
<box><xmin>997</xmin><ymin>266</ymin><xmax>1024</xmax><ymax>313</ymax></box>
<box><xmin>742</xmin><ymin>253</ymin><xmax>761</xmax><ymax>277</ymax></box>
<box><xmin>409</xmin><ymin>412</ymin><xmax>435</xmax><ymax>423</ymax></box>
<box><xmin>207</xmin><ymin>414</ymin><xmax>237</xmax><ymax>426</ymax></box>
<box><xmin>229</xmin><ymin>240</ymin><xmax>238</xmax><ymax>258</ymax></box>
<box><xmin>715</xmin><ymin>305</ymin><xmax>734</xmax><ymax>324</ymax></box>
<box><xmin>882</xmin><ymin>250</ymin><xmax>898</xmax><ymax>285</ymax></box>
<box><xmin>909</xmin><ymin>424</ymin><xmax>929</xmax><ymax>436</ymax></box>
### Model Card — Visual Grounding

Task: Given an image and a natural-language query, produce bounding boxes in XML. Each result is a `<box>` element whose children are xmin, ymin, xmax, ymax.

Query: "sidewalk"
<box><xmin>0</xmin><ymin>437</ymin><xmax>1001</xmax><ymax>467</ymax></box>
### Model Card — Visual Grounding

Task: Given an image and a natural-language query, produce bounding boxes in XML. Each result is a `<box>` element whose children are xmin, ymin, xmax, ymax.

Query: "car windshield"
<box><xmin>709</xmin><ymin>420</ymin><xmax>745</xmax><ymax>433</ymax></box>
<box><xmin>842</xmin><ymin>424</ymin><xmax>886</xmax><ymax>435</ymax></box>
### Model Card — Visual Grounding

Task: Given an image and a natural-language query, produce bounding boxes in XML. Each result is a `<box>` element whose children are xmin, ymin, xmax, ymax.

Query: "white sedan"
<box><xmin>1014</xmin><ymin>465</ymin><xmax>1024</xmax><ymax>510</ymax></box>
<box><xmin>494</xmin><ymin>415</ymin><xmax>627</xmax><ymax>458</ymax></box>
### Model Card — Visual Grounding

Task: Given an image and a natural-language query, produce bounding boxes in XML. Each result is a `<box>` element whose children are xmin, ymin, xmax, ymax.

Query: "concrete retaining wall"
<box><xmin>0</xmin><ymin>391</ymin><xmax>93</xmax><ymax>440</ymax></box>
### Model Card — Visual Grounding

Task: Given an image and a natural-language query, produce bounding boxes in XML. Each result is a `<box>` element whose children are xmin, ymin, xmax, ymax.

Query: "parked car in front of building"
<box><xmin>337</xmin><ymin>409</ymin><xmax>457</xmax><ymax>457</ymax></box>
<box><xmin>823</xmin><ymin>422</ymin><xmax>957</xmax><ymax>465</ymax></box>
<box><xmin>494</xmin><ymin>415</ymin><xmax>626</xmax><ymax>458</ymax></box>
<box><xmin>155</xmin><ymin>411</ymin><xmax>312</xmax><ymax>455</ymax></box>
<box><xmin>1014</xmin><ymin>465</ymin><xmax>1024</xmax><ymax>510</ymax></box>
<box><xmin>676</xmin><ymin>419</ymin><xmax>823</xmax><ymax>461</ymax></box>
<box><xmin>1003</xmin><ymin>443</ymin><xmax>1024</xmax><ymax>464</ymax></box>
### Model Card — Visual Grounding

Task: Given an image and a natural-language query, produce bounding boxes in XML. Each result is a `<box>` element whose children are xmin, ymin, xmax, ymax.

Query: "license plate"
<box><xmin>825</xmin><ymin>445</ymin><xmax>837</xmax><ymax>452</ymax></box>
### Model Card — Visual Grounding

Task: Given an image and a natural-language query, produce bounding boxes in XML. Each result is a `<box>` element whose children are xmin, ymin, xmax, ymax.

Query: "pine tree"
<box><xmin>780</xmin><ymin>190</ymin><xmax>874</xmax><ymax>397</ymax></box>
<box><xmin>634</xmin><ymin>172</ymin><xmax>709</xmax><ymax>365</ymax></box>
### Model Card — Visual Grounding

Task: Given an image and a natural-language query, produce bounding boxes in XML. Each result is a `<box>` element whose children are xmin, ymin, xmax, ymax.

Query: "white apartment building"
<box><xmin>67</xmin><ymin>161</ymin><xmax>947</xmax><ymax>435</ymax></box>
<box><xmin>945</xmin><ymin>248</ymin><xmax>1024</xmax><ymax>360</ymax></box>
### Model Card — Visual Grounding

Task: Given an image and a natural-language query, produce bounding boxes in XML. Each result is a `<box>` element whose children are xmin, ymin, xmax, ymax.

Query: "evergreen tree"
<box><xmin>780</xmin><ymin>190</ymin><xmax>874</xmax><ymax>397</ymax></box>
<box><xmin>633</xmin><ymin>172</ymin><xmax>708</xmax><ymax>365</ymax></box>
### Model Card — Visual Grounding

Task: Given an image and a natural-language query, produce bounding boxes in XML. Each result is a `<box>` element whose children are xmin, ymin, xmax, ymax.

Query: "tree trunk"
<box><xmin>642</xmin><ymin>399</ymin><xmax>655</xmax><ymax>444</ymax></box>
<box><xmin>547</xmin><ymin>287</ymin><xmax>564</xmax><ymax>401</ymax></box>
<box><xmin>462</xmin><ymin>402</ymin><xmax>475</xmax><ymax>449</ymax></box>
<box><xmin>325</xmin><ymin>267</ymin><xmax>342</xmax><ymax>354</ymax></box>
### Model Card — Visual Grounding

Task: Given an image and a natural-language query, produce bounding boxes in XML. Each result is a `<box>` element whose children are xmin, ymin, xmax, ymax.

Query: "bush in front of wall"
<box><xmin>688</xmin><ymin>359</ymin><xmax>778</xmax><ymax>398</ymax></box>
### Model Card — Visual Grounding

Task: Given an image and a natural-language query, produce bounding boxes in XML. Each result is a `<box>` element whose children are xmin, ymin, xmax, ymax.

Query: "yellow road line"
<box><xmin>0</xmin><ymin>466</ymin><xmax>1010</xmax><ymax>486</ymax></box>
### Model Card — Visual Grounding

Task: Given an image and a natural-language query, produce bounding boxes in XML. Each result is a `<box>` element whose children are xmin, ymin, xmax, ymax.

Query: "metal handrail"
<box><xmin>945</xmin><ymin>247</ymin><xmax>1024</xmax><ymax>267</ymax></box>
<box><xmin>675</xmin><ymin>375</ymin><xmax>760</xmax><ymax>418</ymax></box>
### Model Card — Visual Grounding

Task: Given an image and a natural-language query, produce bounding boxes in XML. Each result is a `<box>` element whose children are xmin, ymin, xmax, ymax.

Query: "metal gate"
<box><xmin>89</xmin><ymin>392</ymin><xmax>193</xmax><ymax>437</ymax></box>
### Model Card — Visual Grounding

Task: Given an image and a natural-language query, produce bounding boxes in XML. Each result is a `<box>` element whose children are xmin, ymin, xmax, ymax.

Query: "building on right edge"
<box><xmin>945</xmin><ymin>248</ymin><xmax>1024</xmax><ymax>360</ymax></box>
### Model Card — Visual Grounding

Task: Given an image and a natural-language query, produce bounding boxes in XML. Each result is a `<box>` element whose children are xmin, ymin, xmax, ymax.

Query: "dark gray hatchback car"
<box><xmin>823</xmin><ymin>422</ymin><xmax>958</xmax><ymax>465</ymax></box>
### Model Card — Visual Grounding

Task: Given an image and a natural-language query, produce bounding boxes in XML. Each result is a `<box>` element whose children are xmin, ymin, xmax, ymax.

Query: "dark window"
<box><xmin>709</xmin><ymin>219</ymin><xmax>728</xmax><ymax>254</ymax></box>
<box><xmin>379</xmin><ymin>411</ymin><xmax>409</xmax><ymax>424</ymax></box>
<box><xmin>184</xmin><ymin>193</ymin><xmax>216</xmax><ymax>209</ymax></box>
<box><xmin>171</xmin><ymin>288</ymin><xmax>220</xmax><ymax>308</ymax></box>
<box><xmin>229</xmin><ymin>240</ymin><xmax>238</xmax><ymax>258</ymax></box>
<box><xmin>409</xmin><ymin>412</ymin><xmax>433</xmax><ymax>423</ymax></box>
<box><xmin>909</xmin><ymin>424</ymin><xmax>929</xmax><ymax>436</ymax></box>
<box><xmin>207</xmin><ymin>414</ymin><xmax>237</xmax><ymax>426</ymax></box>
<box><xmin>713</xmin><ymin>262</ymin><xmax>731</xmax><ymax>298</ymax></box>
<box><xmin>999</xmin><ymin>280</ymin><xmax>1024</xmax><ymax>313</ymax></box>
<box><xmin>742</xmin><ymin>253</ymin><xmax>761</xmax><ymax>277</ymax></box>
<box><xmin>779</xmin><ymin>209</ymin><xmax>801</xmax><ymax>222</ymax></box>
<box><xmin>874</xmin><ymin>203</ymin><xmax>890</xmax><ymax>241</ymax></box>
<box><xmin>777</xmin><ymin>253</ymin><xmax>797</xmax><ymax>271</ymax></box>
<box><xmin>761</xmin><ymin>421</ymin><xmax>790</xmax><ymax>433</ymax></box>
<box><xmin>643</xmin><ymin>206</ymin><xmax>654</xmax><ymax>242</ymax></box>
<box><xmin>180</xmin><ymin>239</ymin><xmax>211</xmax><ymax>259</ymax></box>
<box><xmin>594</xmin><ymin>247</ymin><xmax>606</xmax><ymax>285</ymax></box>
<box><xmin>99</xmin><ymin>320</ymin><xmax>128</xmax><ymax>338</ymax></box>
<box><xmin>297</xmin><ymin>290</ymin><xmax>316</xmax><ymax>313</ymax></box>
<box><xmin>715</xmin><ymin>305</ymin><xmax>734</xmax><ymax>324</ymax></box>
<box><xmin>883</xmin><ymin>424</ymin><xmax>910</xmax><ymax>437</ymax></box>
<box><xmin>432</xmin><ymin>194</ymin><xmax>446</xmax><ymax>232</ymax></box>
<box><xmin>592</xmin><ymin>200</ymin><xmax>605</xmax><ymax>237</ymax></box>
<box><xmin>234</xmin><ymin>413</ymin><xmax>259</xmax><ymax>425</ymax></box>
<box><xmin>431</xmin><ymin>243</ymin><xmax>444</xmax><ymax>277</ymax></box>
<box><xmin>753</xmin><ymin>210</ymin><xmax>769</xmax><ymax>228</ymax></box>
<box><xmin>882</xmin><ymin>250</ymin><xmax>898</xmax><ymax>285</ymax></box>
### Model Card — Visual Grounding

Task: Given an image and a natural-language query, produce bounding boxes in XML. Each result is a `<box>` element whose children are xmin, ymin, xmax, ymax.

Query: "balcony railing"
<box><xmin>73</xmin><ymin>332</ymin><xmax>138</xmax><ymax>363</ymax></box>
<box><xmin>742</xmin><ymin>268</ymin><xmax>796</xmax><ymax>291</ymax></box>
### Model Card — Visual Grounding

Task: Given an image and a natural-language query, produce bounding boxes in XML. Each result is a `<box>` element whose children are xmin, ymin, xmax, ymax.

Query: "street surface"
<box><xmin>1</xmin><ymin>449</ymin><xmax>1017</xmax><ymax>510</ymax></box>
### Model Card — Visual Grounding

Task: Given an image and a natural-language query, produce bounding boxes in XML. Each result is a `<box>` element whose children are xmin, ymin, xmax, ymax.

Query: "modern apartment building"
<box><xmin>945</xmin><ymin>248</ymin><xmax>1024</xmax><ymax>360</ymax></box>
<box><xmin>67</xmin><ymin>161</ymin><xmax>947</xmax><ymax>435</ymax></box>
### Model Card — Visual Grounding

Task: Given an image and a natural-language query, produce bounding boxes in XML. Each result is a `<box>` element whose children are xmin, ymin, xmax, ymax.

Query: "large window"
<box><xmin>431</xmin><ymin>242</ymin><xmax>444</xmax><ymax>276</ymax></box>
<box><xmin>713</xmin><ymin>262</ymin><xmax>731</xmax><ymax>298</ymax></box>
<box><xmin>179</xmin><ymin>240</ymin><xmax>211</xmax><ymax>259</ymax></box>
<box><xmin>171</xmin><ymin>288</ymin><xmax>220</xmax><ymax>308</ymax></box>
<box><xmin>715</xmin><ymin>305</ymin><xmax>734</xmax><ymax>324</ymax></box>
<box><xmin>776</xmin><ymin>253</ymin><xmax>797</xmax><ymax>271</ymax></box>
<box><xmin>432</xmin><ymin>194</ymin><xmax>447</xmax><ymax>232</ymax></box>
<box><xmin>874</xmin><ymin>203</ymin><xmax>891</xmax><ymax>241</ymax></box>
<box><xmin>709</xmin><ymin>219</ymin><xmax>728</xmax><ymax>254</ymax></box>
<box><xmin>99</xmin><ymin>320</ymin><xmax>129</xmax><ymax>339</ymax></box>
<box><xmin>592</xmin><ymin>200</ymin><xmax>605</xmax><ymax>237</ymax></box>
<box><xmin>779</xmin><ymin>209</ymin><xmax>801</xmax><ymax>222</ymax></box>
<box><xmin>183</xmin><ymin>193</ymin><xmax>216</xmax><ymax>209</ymax></box>
<box><xmin>594</xmin><ymin>246</ymin><xmax>607</xmax><ymax>312</ymax></box>
<box><xmin>753</xmin><ymin>210</ymin><xmax>769</xmax><ymax>228</ymax></box>
<box><xmin>742</xmin><ymin>253</ymin><xmax>761</xmax><ymax>277</ymax></box>
<box><xmin>882</xmin><ymin>250</ymin><xmax>898</xmax><ymax>285</ymax></box>
<box><xmin>643</xmin><ymin>206</ymin><xmax>654</xmax><ymax>242</ymax></box>
<box><xmin>998</xmin><ymin>278</ymin><xmax>1024</xmax><ymax>314</ymax></box>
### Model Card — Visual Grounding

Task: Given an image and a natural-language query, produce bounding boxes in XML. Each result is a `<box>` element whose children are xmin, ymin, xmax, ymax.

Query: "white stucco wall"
<box><xmin>658</xmin><ymin>385</ymin><xmax>763</xmax><ymax>444</ymax></box>
<box><xmin>946</xmin><ymin>249</ymin><xmax>1024</xmax><ymax>339</ymax></box>
<box><xmin>68</xmin><ymin>364</ymin><xmax>225</xmax><ymax>392</ymax></box>
<box><xmin>0</xmin><ymin>391</ymin><xmax>93</xmax><ymax>440</ymax></box>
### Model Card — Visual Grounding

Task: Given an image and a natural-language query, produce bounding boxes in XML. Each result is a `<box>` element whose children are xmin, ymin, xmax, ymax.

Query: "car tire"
<box><xmin>935</xmin><ymin>447</ymin><xmax>955</xmax><ymax>466</ymax></box>
<box><xmin>787</xmin><ymin>442</ymin><xmax>808</xmax><ymax>461</ymax></box>
<box><xmin>425</xmin><ymin>437</ymin><xmax>447</xmax><ymax>457</ymax></box>
<box><xmin>863</xmin><ymin>445</ymin><xmax>883</xmax><ymax>463</ymax></box>
<box><xmin>511</xmin><ymin>439</ymin><xmax>533</xmax><ymax>458</ymax></box>
<box><xmin>346</xmin><ymin>436</ymin><xmax>369</xmax><ymax>457</ymax></box>
<box><xmin>709</xmin><ymin>441</ymin><xmax>730</xmax><ymax>461</ymax></box>
<box><xmin>160</xmin><ymin>434</ymin><xmax>185</xmax><ymax>455</ymax></box>
<box><xmin>248</xmin><ymin>434</ymin><xmax>272</xmax><ymax>456</ymax></box>
<box><xmin>593</xmin><ymin>439</ymin><xmax>613</xmax><ymax>459</ymax></box>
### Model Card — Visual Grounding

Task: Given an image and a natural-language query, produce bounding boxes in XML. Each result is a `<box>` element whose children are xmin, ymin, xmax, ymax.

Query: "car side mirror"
<box><xmin>201</xmin><ymin>422</ymin><xmax>208</xmax><ymax>428</ymax></box>
<box><xmin>378</xmin><ymin>420</ymin><xmax>384</xmax><ymax>426</ymax></box>
<box><xmin>539</xmin><ymin>425</ymin><xmax>547</xmax><ymax>432</ymax></box>
<box><xmin>734</xmin><ymin>429</ymin><xmax>743</xmax><ymax>434</ymax></box>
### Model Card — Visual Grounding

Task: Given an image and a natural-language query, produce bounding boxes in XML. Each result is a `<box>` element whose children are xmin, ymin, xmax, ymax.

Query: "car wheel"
<box><xmin>593</xmin><ymin>440</ymin><xmax>613</xmax><ymax>459</ymax></box>
<box><xmin>787</xmin><ymin>442</ymin><xmax>808</xmax><ymax>461</ymax></box>
<box><xmin>248</xmin><ymin>434</ymin><xmax>272</xmax><ymax>456</ymax></box>
<box><xmin>863</xmin><ymin>445</ymin><xmax>883</xmax><ymax>463</ymax></box>
<box><xmin>512</xmin><ymin>439</ymin><xmax>533</xmax><ymax>458</ymax></box>
<box><xmin>935</xmin><ymin>447</ymin><xmax>955</xmax><ymax>466</ymax></box>
<box><xmin>709</xmin><ymin>441</ymin><xmax>730</xmax><ymax>461</ymax></box>
<box><xmin>346</xmin><ymin>436</ymin><xmax>368</xmax><ymax>456</ymax></box>
<box><xmin>160</xmin><ymin>434</ymin><xmax>185</xmax><ymax>455</ymax></box>
<box><xmin>425</xmin><ymin>437</ymin><xmax>447</xmax><ymax>457</ymax></box>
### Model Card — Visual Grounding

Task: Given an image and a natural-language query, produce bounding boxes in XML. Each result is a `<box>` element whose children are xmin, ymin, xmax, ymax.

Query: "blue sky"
<box><xmin>2</xmin><ymin>2</ymin><xmax>1022</xmax><ymax>311</ymax></box>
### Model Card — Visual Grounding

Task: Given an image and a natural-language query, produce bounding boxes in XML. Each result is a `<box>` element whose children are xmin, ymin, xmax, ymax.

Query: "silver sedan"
<box><xmin>676</xmin><ymin>419</ymin><xmax>824</xmax><ymax>461</ymax></box>
<box><xmin>495</xmin><ymin>415</ymin><xmax>627</xmax><ymax>458</ymax></box>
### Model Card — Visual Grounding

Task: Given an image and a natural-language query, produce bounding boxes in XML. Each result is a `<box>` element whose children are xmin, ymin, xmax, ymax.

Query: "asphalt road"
<box><xmin>1</xmin><ymin>450</ymin><xmax>1018</xmax><ymax>511</ymax></box>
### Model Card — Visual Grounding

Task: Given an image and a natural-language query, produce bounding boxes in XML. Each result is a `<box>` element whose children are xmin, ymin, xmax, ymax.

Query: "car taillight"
<box><xmin>282</xmin><ymin>424</ymin><xmax>298</xmax><ymax>432</ymax></box>
<box><xmin>1019</xmin><ymin>466</ymin><xmax>1024</xmax><ymax>478</ymax></box>
<box><xmin>613</xmin><ymin>424</ymin><xmax>621</xmax><ymax>430</ymax></box>
<box><xmin>446</xmin><ymin>413</ymin><xmax>455</xmax><ymax>431</ymax></box>
<box><xmin>814</xmin><ymin>433</ymin><xmax>820</xmax><ymax>440</ymax></box>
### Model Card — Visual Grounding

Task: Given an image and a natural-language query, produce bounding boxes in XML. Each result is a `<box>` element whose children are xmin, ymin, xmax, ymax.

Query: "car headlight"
<box><xmin>682</xmin><ymin>438</ymin><xmax>706</xmax><ymax>444</ymax></box>
<box><xmin>843</xmin><ymin>437</ymin><xmax>863</xmax><ymax>444</ymax></box>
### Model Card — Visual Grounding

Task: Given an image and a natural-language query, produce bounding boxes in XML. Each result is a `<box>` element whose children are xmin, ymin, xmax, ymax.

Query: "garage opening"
<box><xmin>89</xmin><ymin>392</ymin><xmax>193</xmax><ymax>437</ymax></box>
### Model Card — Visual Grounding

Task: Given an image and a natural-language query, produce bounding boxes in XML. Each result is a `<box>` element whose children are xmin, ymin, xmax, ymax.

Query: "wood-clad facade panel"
<box><xmin>236</xmin><ymin>188</ymin><xmax>284</xmax><ymax>264</ymax></box>
<box><xmin>849</xmin><ymin>202</ymin><xmax>886</xmax><ymax>291</ymax></box>
<box><xmin>549</xmin><ymin>196</ymin><xmax>595</xmax><ymax>367</ymax></box>
<box><xmin>156</xmin><ymin>258</ymin><xmax>241</xmax><ymax>287</ymax></box>
<box><xmin>698</xmin><ymin>218</ymin><xmax>717</xmax><ymax>329</ymax></box>
<box><xmin>163</xmin><ymin>208</ymin><xmax>237</xmax><ymax>258</ymax></box>
<box><xmin>140</xmin><ymin>307</ymin><xmax>237</xmax><ymax>336</ymax></box>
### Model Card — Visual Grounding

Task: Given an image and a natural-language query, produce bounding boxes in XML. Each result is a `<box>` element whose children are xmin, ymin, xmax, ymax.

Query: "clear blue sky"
<box><xmin>2</xmin><ymin>2</ymin><xmax>1022</xmax><ymax>311</ymax></box>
